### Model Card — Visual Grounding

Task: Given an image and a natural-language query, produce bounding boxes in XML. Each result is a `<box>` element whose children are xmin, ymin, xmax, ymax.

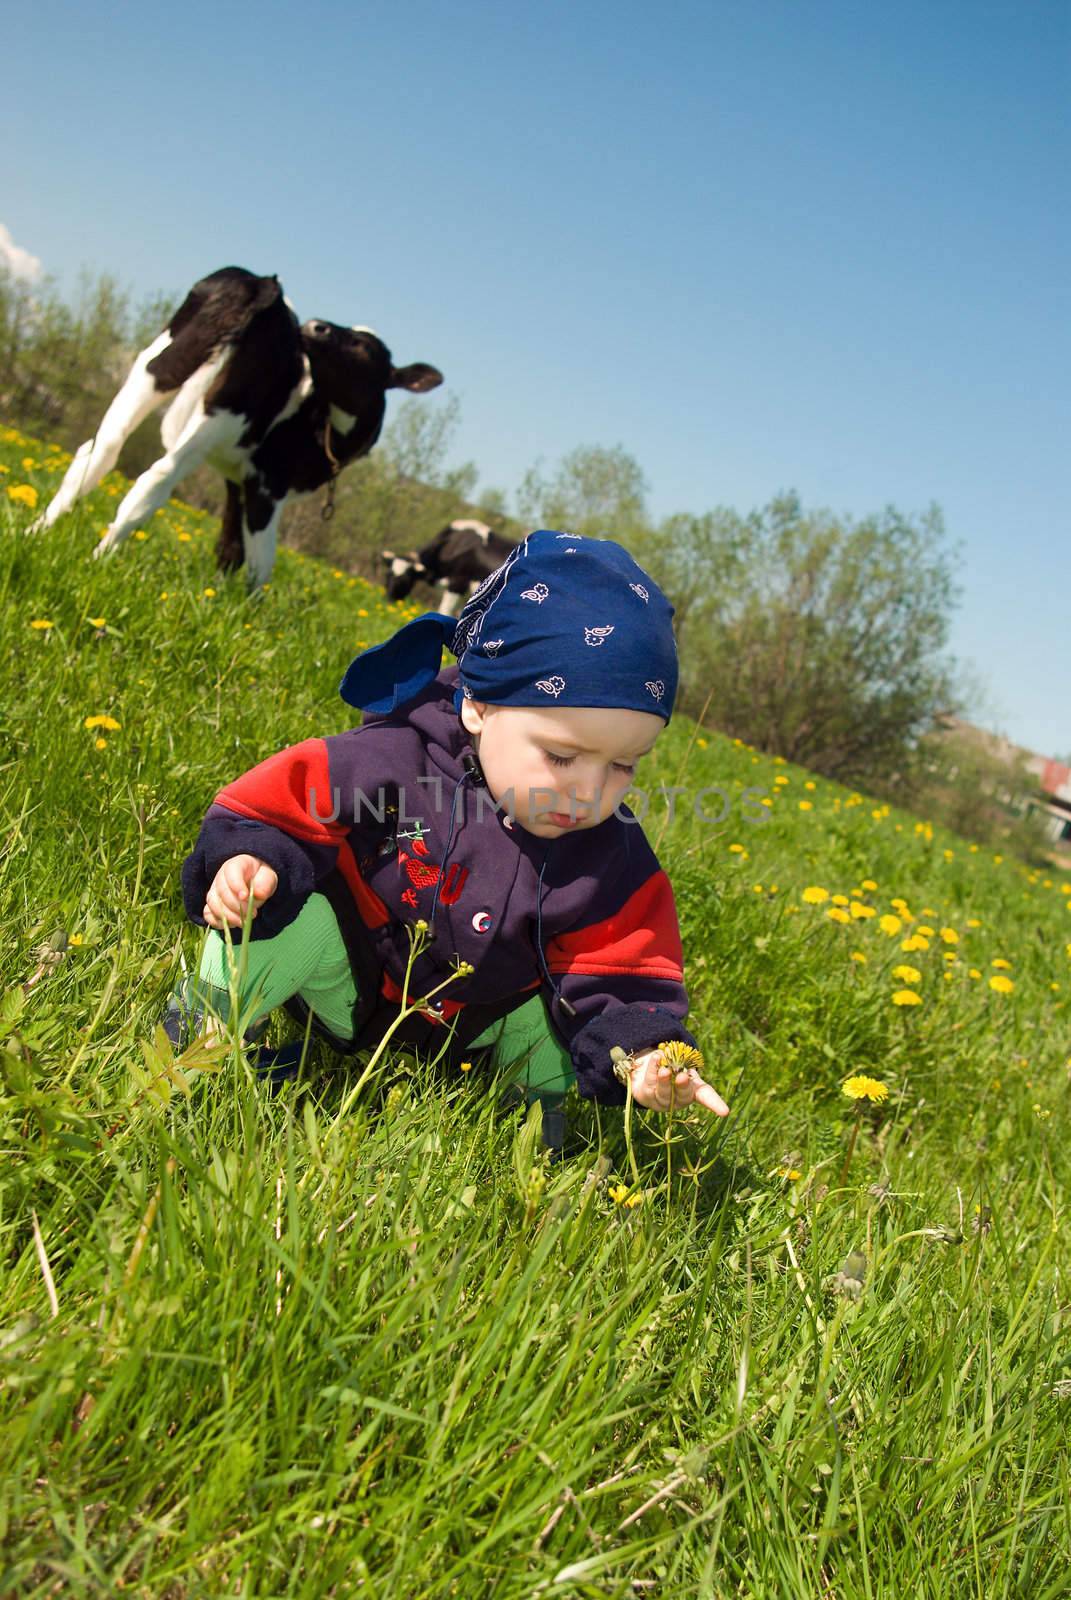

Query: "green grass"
<box><xmin>1</xmin><ymin>425</ymin><xmax>1069</xmax><ymax>1598</ymax></box>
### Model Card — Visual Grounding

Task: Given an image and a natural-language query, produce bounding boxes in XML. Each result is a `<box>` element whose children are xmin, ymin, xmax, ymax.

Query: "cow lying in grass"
<box><xmin>33</xmin><ymin>265</ymin><xmax>443</xmax><ymax>587</ymax></box>
<box><xmin>382</xmin><ymin>519</ymin><xmax>517</xmax><ymax>615</ymax></box>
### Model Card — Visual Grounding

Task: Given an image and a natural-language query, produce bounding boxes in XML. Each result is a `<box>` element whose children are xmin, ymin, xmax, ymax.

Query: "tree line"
<box><xmin>0</xmin><ymin>265</ymin><xmax>1048</xmax><ymax>855</ymax></box>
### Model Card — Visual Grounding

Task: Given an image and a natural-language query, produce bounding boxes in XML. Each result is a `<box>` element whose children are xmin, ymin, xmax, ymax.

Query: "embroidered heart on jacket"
<box><xmin>404</xmin><ymin>856</ymin><xmax>441</xmax><ymax>889</ymax></box>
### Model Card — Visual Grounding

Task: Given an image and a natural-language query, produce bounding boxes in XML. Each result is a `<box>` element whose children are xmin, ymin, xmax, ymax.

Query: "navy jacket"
<box><xmin>182</xmin><ymin>671</ymin><xmax>695</xmax><ymax>1102</ymax></box>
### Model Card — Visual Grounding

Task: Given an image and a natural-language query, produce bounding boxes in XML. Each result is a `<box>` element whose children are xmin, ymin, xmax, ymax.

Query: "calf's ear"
<box><xmin>381</xmin><ymin>549</ymin><xmax>396</xmax><ymax>562</ymax></box>
<box><xmin>390</xmin><ymin>362</ymin><xmax>443</xmax><ymax>393</ymax></box>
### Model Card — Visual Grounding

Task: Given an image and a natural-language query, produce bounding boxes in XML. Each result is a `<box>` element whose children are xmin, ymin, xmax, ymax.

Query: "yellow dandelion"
<box><xmin>7</xmin><ymin>483</ymin><xmax>39</xmax><ymax>508</ymax></box>
<box><xmin>177</xmin><ymin>531</ymin><xmax>192</xmax><ymax>542</ymax></box>
<box><xmin>892</xmin><ymin>990</ymin><xmax>923</xmax><ymax>1007</ymax></box>
<box><xmin>850</xmin><ymin>901</ymin><xmax>876</xmax><ymax>919</ymax></box>
<box><xmin>892</xmin><ymin>964</ymin><xmax>922</xmax><ymax>984</ymax></box>
<box><xmin>969</xmin><ymin>968</ymin><xmax>982</xmax><ymax>980</ymax></box>
<box><xmin>943</xmin><ymin>951</ymin><xmax>957</xmax><ymax>963</ymax></box>
<box><xmin>804</xmin><ymin>780</ymin><xmax>816</xmax><ymax>790</ymax></box>
<box><xmin>728</xmin><ymin>842</ymin><xmax>746</xmax><ymax>854</ymax></box>
<box><xmin>773</xmin><ymin>775</ymin><xmax>789</xmax><ymax>786</ymax></box>
<box><xmin>29</xmin><ymin>618</ymin><xmax>54</xmax><ymax>630</ymax></box>
<box><xmin>850</xmin><ymin>951</ymin><xmax>868</xmax><ymax>964</ymax></box>
<box><xmin>988</xmin><ymin>975</ymin><xmax>1015</xmax><ymax>994</ymax></box>
<box><xmin>697</xmin><ymin>737</ymin><xmax>708</xmax><ymax>748</ymax></box>
<box><xmin>802</xmin><ymin>886</ymin><xmax>829</xmax><ymax>904</ymax></box>
<box><xmin>799</xmin><ymin>800</ymin><xmax>813</xmax><ymax>810</ymax></box>
<box><xmin>940</xmin><ymin>927</ymin><xmax>959</xmax><ymax>944</ymax></box>
<box><xmin>203</xmin><ymin>587</ymin><xmax>216</xmax><ymax>598</ymax></box>
<box><xmin>134</xmin><ymin>529</ymin><xmax>148</xmax><ymax>541</ymax></box>
<box><xmin>861</xmin><ymin>878</ymin><xmax>877</xmax><ymax>890</ymax></box>
<box><xmin>94</xmin><ymin>737</ymin><xmax>107</xmax><ymax>751</ymax></box>
<box><xmin>879</xmin><ymin>914</ymin><xmax>902</xmax><ymax>936</ymax></box>
<box><xmin>88</xmin><ymin>616</ymin><xmax>106</xmax><ymax>628</ymax></box>
<box><xmin>609</xmin><ymin>1182</ymin><xmax>629</xmax><ymax>1204</ymax></box>
<box><xmin>917</xmin><ymin>924</ymin><xmax>935</xmax><ymax>937</ymax></box>
<box><xmin>828</xmin><ymin>907</ymin><xmax>851</xmax><ymax>924</ymax></box>
<box><xmin>831</xmin><ymin>894</ymin><xmax>849</xmax><ymax>906</ymax></box>
<box><xmin>160</xmin><ymin>591</ymin><xmax>170</xmax><ymax>600</ymax></box>
<box><xmin>777</xmin><ymin>1166</ymin><xmax>802</xmax><ymax>1180</ymax></box>
<box><xmin>842</xmin><ymin>1074</ymin><xmax>890</xmax><ymax>1103</ymax></box>
<box><xmin>901</xmin><ymin>934</ymin><xmax>930</xmax><ymax>952</ymax></box>
<box><xmin>459</xmin><ymin>1060</ymin><xmax>473</xmax><ymax>1073</ymax></box>
<box><xmin>659</xmin><ymin>1040</ymin><xmax>705</xmax><ymax>1072</ymax></box>
<box><xmin>991</xmin><ymin>958</ymin><xmax>1012</xmax><ymax>970</ymax></box>
<box><xmin>967</xmin><ymin>918</ymin><xmax>982</xmax><ymax>929</ymax></box>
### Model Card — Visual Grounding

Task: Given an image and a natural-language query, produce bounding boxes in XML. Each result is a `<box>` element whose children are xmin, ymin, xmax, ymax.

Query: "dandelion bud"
<box><xmin>831</xmin><ymin>1251</ymin><xmax>867</xmax><ymax>1301</ymax></box>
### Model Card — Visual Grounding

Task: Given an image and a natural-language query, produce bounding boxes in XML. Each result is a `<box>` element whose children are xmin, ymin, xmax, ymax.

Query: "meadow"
<box><xmin>1</xmin><ymin>425</ymin><xmax>1069</xmax><ymax>1598</ymax></box>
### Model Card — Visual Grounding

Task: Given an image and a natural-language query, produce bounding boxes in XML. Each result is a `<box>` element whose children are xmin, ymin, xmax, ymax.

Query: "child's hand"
<box><xmin>203</xmin><ymin>854</ymin><xmax>278</xmax><ymax>929</ymax></box>
<box><xmin>628</xmin><ymin>1049</ymin><xmax>729</xmax><ymax>1117</ymax></box>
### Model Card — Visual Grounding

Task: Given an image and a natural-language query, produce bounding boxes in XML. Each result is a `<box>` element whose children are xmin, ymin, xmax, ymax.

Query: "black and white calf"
<box><xmin>34</xmin><ymin>266</ymin><xmax>443</xmax><ymax>587</ymax></box>
<box><xmin>381</xmin><ymin>519</ymin><xmax>517</xmax><ymax>616</ymax></box>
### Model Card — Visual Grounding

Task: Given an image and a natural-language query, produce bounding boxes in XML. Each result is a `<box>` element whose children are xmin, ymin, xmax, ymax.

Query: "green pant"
<box><xmin>192</xmin><ymin>893</ymin><xmax>575</xmax><ymax>1099</ymax></box>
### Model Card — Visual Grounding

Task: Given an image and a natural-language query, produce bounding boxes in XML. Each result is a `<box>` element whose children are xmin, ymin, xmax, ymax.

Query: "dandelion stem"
<box><xmin>838</xmin><ymin>1106</ymin><xmax>863</xmax><ymax>1186</ymax></box>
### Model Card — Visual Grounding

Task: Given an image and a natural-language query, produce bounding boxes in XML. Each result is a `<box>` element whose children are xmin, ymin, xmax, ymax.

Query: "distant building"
<box><xmin>938</xmin><ymin>717</ymin><xmax>1071</xmax><ymax>849</ymax></box>
<box><xmin>1027</xmin><ymin>756</ymin><xmax>1071</xmax><ymax>846</ymax></box>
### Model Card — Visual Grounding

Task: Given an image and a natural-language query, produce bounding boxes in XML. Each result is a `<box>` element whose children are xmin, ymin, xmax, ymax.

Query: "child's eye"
<box><xmin>612</xmin><ymin>762</ymin><xmax>637</xmax><ymax>775</ymax></box>
<box><xmin>545</xmin><ymin>752</ymin><xmax>575</xmax><ymax>768</ymax></box>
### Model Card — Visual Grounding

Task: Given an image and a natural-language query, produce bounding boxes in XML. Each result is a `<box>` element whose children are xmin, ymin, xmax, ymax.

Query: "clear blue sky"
<box><xmin>5</xmin><ymin>0</ymin><xmax>1068</xmax><ymax>756</ymax></box>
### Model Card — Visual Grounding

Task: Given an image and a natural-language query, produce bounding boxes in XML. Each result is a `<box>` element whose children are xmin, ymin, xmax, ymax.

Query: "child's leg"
<box><xmin>186</xmin><ymin>893</ymin><xmax>358</xmax><ymax>1042</ymax></box>
<box><xmin>471</xmin><ymin>994</ymin><xmax>575</xmax><ymax>1101</ymax></box>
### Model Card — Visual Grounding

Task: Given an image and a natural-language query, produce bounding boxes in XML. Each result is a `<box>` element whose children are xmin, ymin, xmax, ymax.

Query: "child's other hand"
<box><xmin>628</xmin><ymin>1049</ymin><xmax>729</xmax><ymax>1117</ymax></box>
<box><xmin>204</xmin><ymin>855</ymin><xmax>278</xmax><ymax>929</ymax></box>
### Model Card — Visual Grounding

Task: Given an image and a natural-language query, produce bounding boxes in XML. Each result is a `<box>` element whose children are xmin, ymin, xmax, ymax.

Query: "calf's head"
<box><xmin>302</xmin><ymin>321</ymin><xmax>442</xmax><ymax>459</ymax></box>
<box><xmin>380</xmin><ymin>548</ymin><xmax>427</xmax><ymax>602</ymax></box>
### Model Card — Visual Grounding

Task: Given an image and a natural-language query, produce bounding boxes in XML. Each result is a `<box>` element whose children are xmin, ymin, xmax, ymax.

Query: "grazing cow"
<box><xmin>33</xmin><ymin>266</ymin><xmax>443</xmax><ymax>587</ymax></box>
<box><xmin>381</xmin><ymin>519</ymin><xmax>517</xmax><ymax>616</ymax></box>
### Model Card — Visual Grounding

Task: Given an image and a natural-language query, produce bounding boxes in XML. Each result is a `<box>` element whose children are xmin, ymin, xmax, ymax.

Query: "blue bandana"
<box><xmin>340</xmin><ymin>530</ymin><xmax>678</xmax><ymax>720</ymax></box>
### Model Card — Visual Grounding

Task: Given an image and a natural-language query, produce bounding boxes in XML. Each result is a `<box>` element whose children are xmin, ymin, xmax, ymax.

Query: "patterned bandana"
<box><xmin>340</xmin><ymin>530</ymin><xmax>678</xmax><ymax>720</ymax></box>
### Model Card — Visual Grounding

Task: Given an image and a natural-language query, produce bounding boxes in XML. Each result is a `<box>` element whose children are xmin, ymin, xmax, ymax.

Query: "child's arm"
<box><xmin>540</xmin><ymin>831</ymin><xmax>725</xmax><ymax>1109</ymax></box>
<box><xmin>182</xmin><ymin>737</ymin><xmax>356</xmax><ymax>938</ymax></box>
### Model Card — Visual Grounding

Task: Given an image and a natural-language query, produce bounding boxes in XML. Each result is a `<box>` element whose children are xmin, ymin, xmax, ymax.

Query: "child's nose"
<box><xmin>568</xmin><ymin>773</ymin><xmax>602</xmax><ymax>808</ymax></box>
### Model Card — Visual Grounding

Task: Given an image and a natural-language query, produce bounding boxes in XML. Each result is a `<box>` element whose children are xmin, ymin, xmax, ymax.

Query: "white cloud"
<box><xmin>0</xmin><ymin>224</ymin><xmax>42</xmax><ymax>282</ymax></box>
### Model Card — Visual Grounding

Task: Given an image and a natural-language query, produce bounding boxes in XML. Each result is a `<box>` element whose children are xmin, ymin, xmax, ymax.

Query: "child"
<box><xmin>179</xmin><ymin>530</ymin><xmax>728</xmax><ymax>1121</ymax></box>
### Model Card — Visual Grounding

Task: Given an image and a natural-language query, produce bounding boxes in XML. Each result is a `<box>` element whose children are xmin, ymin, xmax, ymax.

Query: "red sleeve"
<box><xmin>544</xmin><ymin>869</ymin><xmax>684</xmax><ymax>983</ymax></box>
<box><xmin>215</xmin><ymin>738</ymin><xmax>349</xmax><ymax>845</ymax></box>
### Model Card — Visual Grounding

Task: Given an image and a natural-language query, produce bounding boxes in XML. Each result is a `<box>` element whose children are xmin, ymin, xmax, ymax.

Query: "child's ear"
<box><xmin>460</xmin><ymin>699</ymin><xmax>488</xmax><ymax>736</ymax></box>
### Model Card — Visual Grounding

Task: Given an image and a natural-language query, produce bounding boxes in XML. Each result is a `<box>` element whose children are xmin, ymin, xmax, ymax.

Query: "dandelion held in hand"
<box><xmin>658</xmin><ymin>1039</ymin><xmax>705</xmax><ymax>1074</ymax></box>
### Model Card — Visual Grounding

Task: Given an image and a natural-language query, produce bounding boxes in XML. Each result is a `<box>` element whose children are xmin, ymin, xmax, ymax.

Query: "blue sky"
<box><xmin>4</xmin><ymin>0</ymin><xmax>1068</xmax><ymax>755</ymax></box>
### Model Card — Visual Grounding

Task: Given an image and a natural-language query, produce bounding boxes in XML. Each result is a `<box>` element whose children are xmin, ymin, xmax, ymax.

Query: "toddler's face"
<box><xmin>459</xmin><ymin>700</ymin><xmax>663</xmax><ymax>837</ymax></box>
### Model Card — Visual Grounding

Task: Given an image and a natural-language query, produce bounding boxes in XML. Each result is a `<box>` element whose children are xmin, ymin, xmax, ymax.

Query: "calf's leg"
<box><xmin>93</xmin><ymin>407</ymin><xmax>243</xmax><ymax>558</ymax></box>
<box><xmin>33</xmin><ymin>331</ymin><xmax>173</xmax><ymax>530</ymax></box>
<box><xmin>241</xmin><ymin>495</ymin><xmax>285</xmax><ymax>589</ymax></box>
<box><xmin>216</xmin><ymin>481</ymin><xmax>244</xmax><ymax>571</ymax></box>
